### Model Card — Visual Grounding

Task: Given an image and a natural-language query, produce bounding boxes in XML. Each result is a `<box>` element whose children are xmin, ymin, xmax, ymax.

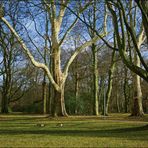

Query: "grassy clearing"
<box><xmin>0</xmin><ymin>114</ymin><xmax>148</xmax><ymax>147</ymax></box>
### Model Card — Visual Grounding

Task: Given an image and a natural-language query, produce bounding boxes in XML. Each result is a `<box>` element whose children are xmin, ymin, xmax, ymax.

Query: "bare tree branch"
<box><xmin>1</xmin><ymin>17</ymin><xmax>61</xmax><ymax>92</ymax></box>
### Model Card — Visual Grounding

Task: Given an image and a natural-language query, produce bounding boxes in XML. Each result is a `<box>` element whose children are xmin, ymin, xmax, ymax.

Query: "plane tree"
<box><xmin>0</xmin><ymin>0</ymin><xmax>106</xmax><ymax>116</ymax></box>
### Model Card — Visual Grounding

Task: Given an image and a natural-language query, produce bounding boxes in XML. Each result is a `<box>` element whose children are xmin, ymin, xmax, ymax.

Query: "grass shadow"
<box><xmin>0</xmin><ymin>124</ymin><xmax>147</xmax><ymax>140</ymax></box>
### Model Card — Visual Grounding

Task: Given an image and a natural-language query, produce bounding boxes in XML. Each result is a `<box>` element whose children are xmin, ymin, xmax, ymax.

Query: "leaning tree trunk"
<box><xmin>104</xmin><ymin>50</ymin><xmax>116</xmax><ymax>116</ymax></box>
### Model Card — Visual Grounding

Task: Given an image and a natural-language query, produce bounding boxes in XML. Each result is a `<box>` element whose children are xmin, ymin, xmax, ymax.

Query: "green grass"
<box><xmin>0</xmin><ymin>114</ymin><xmax>148</xmax><ymax>147</ymax></box>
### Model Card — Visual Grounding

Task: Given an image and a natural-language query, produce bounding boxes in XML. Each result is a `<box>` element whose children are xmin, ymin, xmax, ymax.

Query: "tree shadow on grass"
<box><xmin>0</xmin><ymin>116</ymin><xmax>50</xmax><ymax>122</ymax></box>
<box><xmin>0</xmin><ymin>124</ymin><xmax>147</xmax><ymax>140</ymax></box>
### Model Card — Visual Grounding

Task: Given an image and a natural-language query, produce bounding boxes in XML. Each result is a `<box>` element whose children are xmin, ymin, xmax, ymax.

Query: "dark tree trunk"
<box><xmin>1</xmin><ymin>47</ymin><xmax>11</xmax><ymax>113</ymax></box>
<box><xmin>75</xmin><ymin>72</ymin><xmax>79</xmax><ymax>114</ymax></box>
<box><xmin>1</xmin><ymin>92</ymin><xmax>9</xmax><ymax>113</ymax></box>
<box><xmin>123</xmin><ymin>66</ymin><xmax>128</xmax><ymax>113</ymax></box>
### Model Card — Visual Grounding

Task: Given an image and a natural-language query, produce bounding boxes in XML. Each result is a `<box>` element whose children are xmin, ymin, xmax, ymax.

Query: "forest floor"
<box><xmin>0</xmin><ymin>113</ymin><xmax>148</xmax><ymax>147</ymax></box>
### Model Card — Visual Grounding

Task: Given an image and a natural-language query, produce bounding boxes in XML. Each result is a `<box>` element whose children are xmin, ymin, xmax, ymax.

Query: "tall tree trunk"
<box><xmin>75</xmin><ymin>72</ymin><xmax>79</xmax><ymax>114</ymax></box>
<box><xmin>48</xmin><ymin>43</ymin><xmax>54</xmax><ymax>115</ymax></box>
<box><xmin>48</xmin><ymin>58</ymin><xmax>53</xmax><ymax>115</ymax></box>
<box><xmin>105</xmin><ymin>50</ymin><xmax>116</xmax><ymax>115</ymax></box>
<box><xmin>130</xmin><ymin>25</ymin><xmax>145</xmax><ymax>116</ymax></box>
<box><xmin>131</xmin><ymin>54</ymin><xmax>144</xmax><ymax>116</ymax></box>
<box><xmin>42</xmin><ymin>74</ymin><xmax>47</xmax><ymax>114</ymax></box>
<box><xmin>130</xmin><ymin>3</ymin><xmax>145</xmax><ymax>116</ymax></box>
<box><xmin>92</xmin><ymin>44</ymin><xmax>99</xmax><ymax>116</ymax></box>
<box><xmin>98</xmin><ymin>76</ymin><xmax>104</xmax><ymax>112</ymax></box>
<box><xmin>52</xmin><ymin>50</ymin><xmax>67</xmax><ymax>116</ymax></box>
<box><xmin>48</xmin><ymin>83</ymin><xmax>53</xmax><ymax>115</ymax></box>
<box><xmin>1</xmin><ymin>47</ymin><xmax>11</xmax><ymax>113</ymax></box>
<box><xmin>43</xmin><ymin>15</ymin><xmax>48</xmax><ymax>114</ymax></box>
<box><xmin>123</xmin><ymin>66</ymin><xmax>128</xmax><ymax>113</ymax></box>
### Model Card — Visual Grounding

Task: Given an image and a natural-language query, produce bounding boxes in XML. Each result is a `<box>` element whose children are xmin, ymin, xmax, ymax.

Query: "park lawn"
<box><xmin>0</xmin><ymin>114</ymin><xmax>148</xmax><ymax>147</ymax></box>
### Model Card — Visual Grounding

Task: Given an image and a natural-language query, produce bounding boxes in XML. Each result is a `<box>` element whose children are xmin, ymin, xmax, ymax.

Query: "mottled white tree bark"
<box><xmin>131</xmin><ymin>27</ymin><xmax>145</xmax><ymax>116</ymax></box>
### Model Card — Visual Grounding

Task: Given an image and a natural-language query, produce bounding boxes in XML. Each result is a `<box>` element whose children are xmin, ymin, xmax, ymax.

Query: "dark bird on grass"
<box><xmin>36</xmin><ymin>123</ymin><xmax>45</xmax><ymax>127</ymax></box>
<box><xmin>56</xmin><ymin>123</ymin><xmax>63</xmax><ymax>127</ymax></box>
